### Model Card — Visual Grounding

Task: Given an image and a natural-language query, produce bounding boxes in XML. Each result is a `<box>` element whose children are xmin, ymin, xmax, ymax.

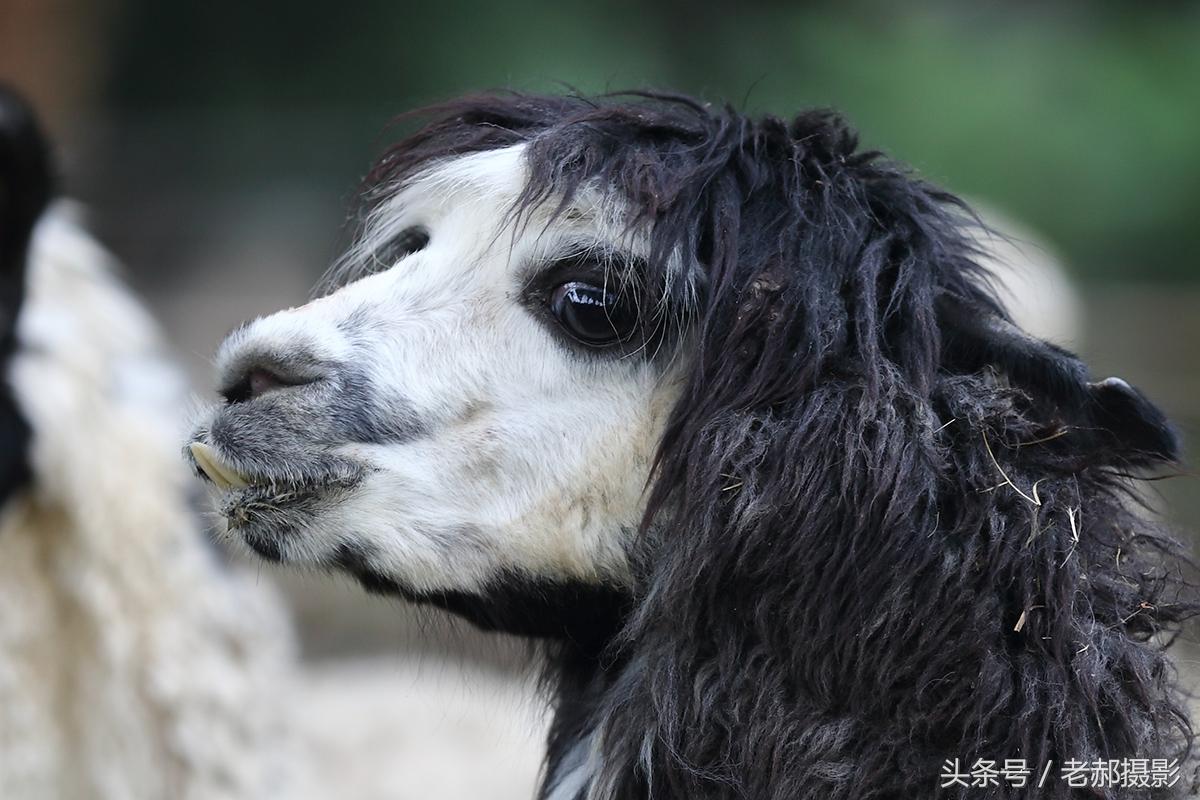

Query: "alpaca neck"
<box><xmin>541</xmin><ymin>642</ymin><xmax>625</xmax><ymax>800</ymax></box>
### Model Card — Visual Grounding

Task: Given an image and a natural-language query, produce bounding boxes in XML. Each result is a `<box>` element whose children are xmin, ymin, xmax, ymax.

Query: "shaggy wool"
<box><xmin>362</xmin><ymin>93</ymin><xmax>1199</xmax><ymax>799</ymax></box>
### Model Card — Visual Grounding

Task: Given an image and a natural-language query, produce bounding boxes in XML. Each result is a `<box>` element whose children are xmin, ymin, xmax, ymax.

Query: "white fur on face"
<box><xmin>194</xmin><ymin>146</ymin><xmax>686</xmax><ymax>594</ymax></box>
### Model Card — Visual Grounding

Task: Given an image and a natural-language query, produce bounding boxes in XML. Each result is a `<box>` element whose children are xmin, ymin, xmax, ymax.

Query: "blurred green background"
<box><xmin>2</xmin><ymin>0</ymin><xmax>1198</xmax><ymax>644</ymax></box>
<box><xmin>102</xmin><ymin>0</ymin><xmax>1200</xmax><ymax>283</ymax></box>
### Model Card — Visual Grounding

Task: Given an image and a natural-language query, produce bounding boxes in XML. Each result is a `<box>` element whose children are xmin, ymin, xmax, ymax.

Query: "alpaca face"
<box><xmin>189</xmin><ymin>146</ymin><xmax>689</xmax><ymax>595</ymax></box>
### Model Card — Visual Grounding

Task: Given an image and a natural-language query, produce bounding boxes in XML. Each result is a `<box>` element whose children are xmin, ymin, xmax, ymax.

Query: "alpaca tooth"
<box><xmin>190</xmin><ymin>444</ymin><xmax>231</xmax><ymax>490</ymax></box>
<box><xmin>218</xmin><ymin>463</ymin><xmax>250</xmax><ymax>489</ymax></box>
<box><xmin>189</xmin><ymin>442</ymin><xmax>250</xmax><ymax>490</ymax></box>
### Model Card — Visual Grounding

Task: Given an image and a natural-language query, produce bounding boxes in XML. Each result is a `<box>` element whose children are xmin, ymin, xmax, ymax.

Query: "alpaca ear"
<box><xmin>0</xmin><ymin>84</ymin><xmax>50</xmax><ymax>505</ymax></box>
<box><xmin>937</xmin><ymin>295</ymin><xmax>1180</xmax><ymax>467</ymax></box>
<box><xmin>1084</xmin><ymin>376</ymin><xmax>1180</xmax><ymax>465</ymax></box>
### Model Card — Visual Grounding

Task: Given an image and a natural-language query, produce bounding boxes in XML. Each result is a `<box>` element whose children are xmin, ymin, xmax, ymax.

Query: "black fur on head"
<box><xmin>0</xmin><ymin>85</ymin><xmax>52</xmax><ymax>506</ymax></box>
<box><xmin>367</xmin><ymin>92</ymin><xmax>1197</xmax><ymax>799</ymax></box>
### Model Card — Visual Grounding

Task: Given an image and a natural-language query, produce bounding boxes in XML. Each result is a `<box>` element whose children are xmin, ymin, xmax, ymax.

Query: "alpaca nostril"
<box><xmin>221</xmin><ymin>365</ymin><xmax>317</xmax><ymax>404</ymax></box>
<box><xmin>248</xmin><ymin>369</ymin><xmax>282</xmax><ymax>398</ymax></box>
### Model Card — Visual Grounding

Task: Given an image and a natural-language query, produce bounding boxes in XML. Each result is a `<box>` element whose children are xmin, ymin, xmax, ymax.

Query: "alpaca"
<box><xmin>189</xmin><ymin>92</ymin><xmax>1198</xmax><ymax>799</ymax></box>
<box><xmin>0</xmin><ymin>86</ymin><xmax>297</xmax><ymax>800</ymax></box>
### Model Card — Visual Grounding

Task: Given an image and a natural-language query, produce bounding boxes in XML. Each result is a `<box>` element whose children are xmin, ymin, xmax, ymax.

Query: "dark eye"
<box><xmin>376</xmin><ymin>226</ymin><xmax>429</xmax><ymax>266</ymax></box>
<box><xmin>548</xmin><ymin>281</ymin><xmax>639</xmax><ymax>346</ymax></box>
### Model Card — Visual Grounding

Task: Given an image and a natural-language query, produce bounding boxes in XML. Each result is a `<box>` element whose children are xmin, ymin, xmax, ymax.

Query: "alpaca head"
<box><xmin>190</xmin><ymin>93</ymin><xmax>1195</xmax><ymax>796</ymax></box>
<box><xmin>189</xmin><ymin>130</ymin><xmax>693</xmax><ymax>610</ymax></box>
<box><xmin>190</xmin><ymin>93</ymin><xmax>1177</xmax><ymax>604</ymax></box>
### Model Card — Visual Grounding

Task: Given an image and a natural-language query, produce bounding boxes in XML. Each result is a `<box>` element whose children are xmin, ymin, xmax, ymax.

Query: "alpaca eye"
<box><xmin>375</xmin><ymin>226</ymin><xmax>429</xmax><ymax>267</ymax></box>
<box><xmin>549</xmin><ymin>281</ymin><xmax>638</xmax><ymax>346</ymax></box>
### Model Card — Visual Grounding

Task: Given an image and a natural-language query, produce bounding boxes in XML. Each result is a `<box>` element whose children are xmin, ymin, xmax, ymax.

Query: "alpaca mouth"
<box><xmin>187</xmin><ymin>441</ymin><xmax>366</xmax><ymax>523</ymax></box>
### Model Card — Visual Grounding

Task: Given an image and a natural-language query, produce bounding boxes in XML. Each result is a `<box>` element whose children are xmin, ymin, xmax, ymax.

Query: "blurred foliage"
<box><xmin>107</xmin><ymin>0</ymin><xmax>1200</xmax><ymax>281</ymax></box>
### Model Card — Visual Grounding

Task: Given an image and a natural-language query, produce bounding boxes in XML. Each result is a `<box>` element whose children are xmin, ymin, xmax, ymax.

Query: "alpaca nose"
<box><xmin>220</xmin><ymin>360</ymin><xmax>320</xmax><ymax>404</ymax></box>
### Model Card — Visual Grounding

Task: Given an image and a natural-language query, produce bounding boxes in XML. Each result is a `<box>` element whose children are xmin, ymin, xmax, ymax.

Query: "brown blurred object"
<box><xmin>0</xmin><ymin>0</ymin><xmax>119</xmax><ymax>150</ymax></box>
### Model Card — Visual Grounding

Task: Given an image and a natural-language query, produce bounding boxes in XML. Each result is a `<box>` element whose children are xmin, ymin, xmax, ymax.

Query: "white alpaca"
<box><xmin>0</xmin><ymin>206</ymin><xmax>296</xmax><ymax>800</ymax></box>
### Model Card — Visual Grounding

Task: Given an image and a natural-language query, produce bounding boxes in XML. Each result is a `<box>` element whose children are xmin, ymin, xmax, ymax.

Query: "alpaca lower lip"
<box><xmin>219</xmin><ymin>473</ymin><xmax>364</xmax><ymax>559</ymax></box>
<box><xmin>221</xmin><ymin>482</ymin><xmax>322</xmax><ymax>527</ymax></box>
<box><xmin>211</xmin><ymin>468</ymin><xmax>364</xmax><ymax>513</ymax></box>
<box><xmin>192</xmin><ymin>452</ymin><xmax>368</xmax><ymax>530</ymax></box>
